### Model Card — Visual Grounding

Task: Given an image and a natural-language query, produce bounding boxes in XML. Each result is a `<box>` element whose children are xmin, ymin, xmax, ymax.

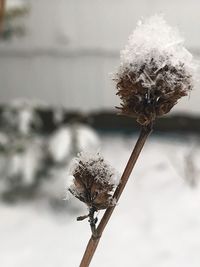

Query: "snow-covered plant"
<box><xmin>1</xmin><ymin>99</ymin><xmax>42</xmax><ymax>136</ymax></box>
<box><xmin>41</xmin><ymin>123</ymin><xmax>100</xmax><ymax>206</ymax></box>
<box><xmin>0</xmin><ymin>100</ymin><xmax>52</xmax><ymax>199</ymax></box>
<box><xmin>0</xmin><ymin>99</ymin><xmax>101</xmax><ymax>205</ymax></box>
<box><xmin>0</xmin><ymin>100</ymin><xmax>42</xmax><ymax>192</ymax></box>
<box><xmin>68</xmin><ymin>152</ymin><xmax>117</xmax><ymax>235</ymax></box>
<box><xmin>48</xmin><ymin>123</ymin><xmax>99</xmax><ymax>165</ymax></box>
<box><xmin>114</xmin><ymin>15</ymin><xmax>195</xmax><ymax>126</ymax></box>
<box><xmin>78</xmin><ymin>15</ymin><xmax>196</xmax><ymax>267</ymax></box>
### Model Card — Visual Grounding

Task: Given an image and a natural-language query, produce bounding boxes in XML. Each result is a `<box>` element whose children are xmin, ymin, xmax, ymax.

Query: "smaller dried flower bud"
<box><xmin>68</xmin><ymin>152</ymin><xmax>118</xmax><ymax>211</ymax></box>
<box><xmin>114</xmin><ymin>15</ymin><xmax>196</xmax><ymax>126</ymax></box>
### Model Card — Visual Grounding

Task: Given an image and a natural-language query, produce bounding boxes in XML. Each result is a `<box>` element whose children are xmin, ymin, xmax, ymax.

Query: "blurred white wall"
<box><xmin>0</xmin><ymin>0</ymin><xmax>199</xmax><ymax>114</ymax></box>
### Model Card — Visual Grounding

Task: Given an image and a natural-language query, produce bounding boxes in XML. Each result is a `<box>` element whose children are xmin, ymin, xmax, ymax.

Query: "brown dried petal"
<box><xmin>115</xmin><ymin>62</ymin><xmax>192</xmax><ymax>126</ymax></box>
<box><xmin>69</xmin><ymin>156</ymin><xmax>116</xmax><ymax>211</ymax></box>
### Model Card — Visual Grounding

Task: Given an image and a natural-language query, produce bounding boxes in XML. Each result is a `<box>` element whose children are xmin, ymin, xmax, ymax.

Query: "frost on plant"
<box><xmin>114</xmin><ymin>15</ymin><xmax>196</xmax><ymax>126</ymax></box>
<box><xmin>68</xmin><ymin>151</ymin><xmax>118</xmax><ymax>234</ymax></box>
<box><xmin>68</xmin><ymin>152</ymin><xmax>117</xmax><ymax>211</ymax></box>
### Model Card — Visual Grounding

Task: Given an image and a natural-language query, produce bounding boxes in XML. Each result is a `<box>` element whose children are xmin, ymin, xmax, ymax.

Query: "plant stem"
<box><xmin>0</xmin><ymin>0</ymin><xmax>5</xmax><ymax>34</ymax></box>
<box><xmin>79</xmin><ymin>125</ymin><xmax>152</xmax><ymax>267</ymax></box>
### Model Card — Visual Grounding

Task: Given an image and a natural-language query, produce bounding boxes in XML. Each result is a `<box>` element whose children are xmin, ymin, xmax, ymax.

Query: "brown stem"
<box><xmin>79</xmin><ymin>125</ymin><xmax>152</xmax><ymax>267</ymax></box>
<box><xmin>0</xmin><ymin>0</ymin><xmax>5</xmax><ymax>34</ymax></box>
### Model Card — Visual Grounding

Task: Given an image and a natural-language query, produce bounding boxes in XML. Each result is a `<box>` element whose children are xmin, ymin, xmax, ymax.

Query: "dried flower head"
<box><xmin>114</xmin><ymin>15</ymin><xmax>195</xmax><ymax>126</ymax></box>
<box><xmin>68</xmin><ymin>152</ymin><xmax>117</xmax><ymax>211</ymax></box>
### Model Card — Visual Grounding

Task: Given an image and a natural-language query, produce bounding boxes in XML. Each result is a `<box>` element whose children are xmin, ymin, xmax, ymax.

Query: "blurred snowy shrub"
<box><xmin>39</xmin><ymin>123</ymin><xmax>100</xmax><ymax>204</ymax></box>
<box><xmin>181</xmin><ymin>137</ymin><xmax>200</xmax><ymax>187</ymax></box>
<box><xmin>1</xmin><ymin>99</ymin><xmax>42</xmax><ymax>135</ymax></box>
<box><xmin>48</xmin><ymin>123</ymin><xmax>100</xmax><ymax>165</ymax></box>
<box><xmin>0</xmin><ymin>99</ymin><xmax>99</xmax><ymax>205</ymax></box>
<box><xmin>0</xmin><ymin>99</ymin><xmax>46</xmax><ymax>200</ymax></box>
<box><xmin>169</xmin><ymin>136</ymin><xmax>200</xmax><ymax>188</ymax></box>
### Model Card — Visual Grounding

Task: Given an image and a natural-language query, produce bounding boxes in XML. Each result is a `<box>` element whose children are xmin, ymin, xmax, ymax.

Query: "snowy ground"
<box><xmin>0</xmin><ymin>133</ymin><xmax>200</xmax><ymax>267</ymax></box>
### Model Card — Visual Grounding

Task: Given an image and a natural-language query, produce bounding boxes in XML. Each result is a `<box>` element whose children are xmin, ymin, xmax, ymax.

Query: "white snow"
<box><xmin>48</xmin><ymin>124</ymin><xmax>100</xmax><ymax>163</ymax></box>
<box><xmin>119</xmin><ymin>15</ymin><xmax>197</xmax><ymax>89</ymax></box>
<box><xmin>76</xmin><ymin>125</ymin><xmax>100</xmax><ymax>153</ymax></box>
<box><xmin>48</xmin><ymin>127</ymin><xmax>72</xmax><ymax>163</ymax></box>
<box><xmin>68</xmin><ymin>151</ymin><xmax>118</xmax><ymax>192</ymax></box>
<box><xmin>5</xmin><ymin>139</ymin><xmax>43</xmax><ymax>186</ymax></box>
<box><xmin>0</xmin><ymin>134</ymin><xmax>200</xmax><ymax>267</ymax></box>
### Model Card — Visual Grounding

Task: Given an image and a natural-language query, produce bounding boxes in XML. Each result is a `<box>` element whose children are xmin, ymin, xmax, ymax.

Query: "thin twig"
<box><xmin>0</xmin><ymin>0</ymin><xmax>5</xmax><ymax>34</ymax></box>
<box><xmin>79</xmin><ymin>125</ymin><xmax>152</xmax><ymax>267</ymax></box>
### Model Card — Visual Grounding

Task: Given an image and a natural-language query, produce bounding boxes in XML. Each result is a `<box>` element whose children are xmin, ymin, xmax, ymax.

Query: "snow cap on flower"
<box><xmin>114</xmin><ymin>15</ymin><xmax>196</xmax><ymax>126</ymax></box>
<box><xmin>68</xmin><ymin>151</ymin><xmax>118</xmax><ymax>210</ymax></box>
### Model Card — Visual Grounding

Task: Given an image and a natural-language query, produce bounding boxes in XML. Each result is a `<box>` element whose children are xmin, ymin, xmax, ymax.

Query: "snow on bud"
<box><xmin>114</xmin><ymin>15</ymin><xmax>196</xmax><ymax>126</ymax></box>
<box><xmin>68</xmin><ymin>151</ymin><xmax>118</xmax><ymax>211</ymax></box>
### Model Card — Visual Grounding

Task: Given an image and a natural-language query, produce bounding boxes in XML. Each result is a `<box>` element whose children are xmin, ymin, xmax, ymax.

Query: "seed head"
<box><xmin>68</xmin><ymin>152</ymin><xmax>117</xmax><ymax>211</ymax></box>
<box><xmin>114</xmin><ymin>15</ymin><xmax>195</xmax><ymax>126</ymax></box>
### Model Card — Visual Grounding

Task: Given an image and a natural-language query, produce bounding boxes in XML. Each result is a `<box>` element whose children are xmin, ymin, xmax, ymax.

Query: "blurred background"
<box><xmin>0</xmin><ymin>0</ymin><xmax>200</xmax><ymax>267</ymax></box>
